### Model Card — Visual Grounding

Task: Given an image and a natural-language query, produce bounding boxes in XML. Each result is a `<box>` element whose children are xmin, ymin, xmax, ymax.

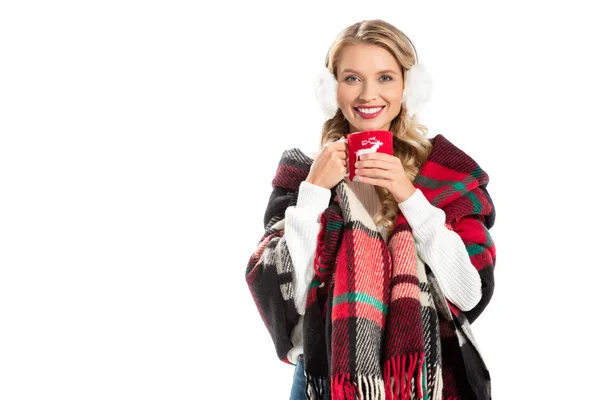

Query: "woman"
<box><xmin>246</xmin><ymin>19</ymin><xmax>496</xmax><ymax>400</ymax></box>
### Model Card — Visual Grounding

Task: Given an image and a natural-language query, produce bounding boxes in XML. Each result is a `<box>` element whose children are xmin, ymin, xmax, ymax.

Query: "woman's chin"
<box><xmin>353</xmin><ymin>124</ymin><xmax>387</xmax><ymax>133</ymax></box>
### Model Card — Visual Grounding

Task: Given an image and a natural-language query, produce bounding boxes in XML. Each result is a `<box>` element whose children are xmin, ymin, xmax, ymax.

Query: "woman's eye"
<box><xmin>344</xmin><ymin>75</ymin><xmax>392</xmax><ymax>83</ymax></box>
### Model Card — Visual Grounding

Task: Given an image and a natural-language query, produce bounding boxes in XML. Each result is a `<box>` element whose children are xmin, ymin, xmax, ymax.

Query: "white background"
<box><xmin>1</xmin><ymin>1</ymin><xmax>598</xmax><ymax>399</ymax></box>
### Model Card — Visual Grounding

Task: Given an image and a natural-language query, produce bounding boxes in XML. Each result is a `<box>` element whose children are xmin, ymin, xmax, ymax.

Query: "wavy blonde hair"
<box><xmin>320</xmin><ymin>19</ymin><xmax>433</xmax><ymax>238</ymax></box>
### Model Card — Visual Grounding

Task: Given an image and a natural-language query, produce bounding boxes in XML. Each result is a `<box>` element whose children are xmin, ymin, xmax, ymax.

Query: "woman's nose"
<box><xmin>359</xmin><ymin>81</ymin><xmax>377</xmax><ymax>102</ymax></box>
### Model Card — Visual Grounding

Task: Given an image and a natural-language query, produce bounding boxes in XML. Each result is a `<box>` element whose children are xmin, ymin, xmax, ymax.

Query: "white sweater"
<box><xmin>284</xmin><ymin>179</ymin><xmax>482</xmax><ymax>364</ymax></box>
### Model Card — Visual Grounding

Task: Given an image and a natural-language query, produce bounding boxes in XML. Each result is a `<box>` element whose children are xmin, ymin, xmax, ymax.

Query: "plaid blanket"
<box><xmin>245</xmin><ymin>134</ymin><xmax>496</xmax><ymax>399</ymax></box>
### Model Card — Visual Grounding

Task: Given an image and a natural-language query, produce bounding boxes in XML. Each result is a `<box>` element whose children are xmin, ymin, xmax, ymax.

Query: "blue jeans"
<box><xmin>290</xmin><ymin>354</ymin><xmax>330</xmax><ymax>400</ymax></box>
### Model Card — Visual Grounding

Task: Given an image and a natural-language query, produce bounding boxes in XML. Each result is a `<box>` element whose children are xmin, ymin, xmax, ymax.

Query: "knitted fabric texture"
<box><xmin>245</xmin><ymin>134</ymin><xmax>496</xmax><ymax>399</ymax></box>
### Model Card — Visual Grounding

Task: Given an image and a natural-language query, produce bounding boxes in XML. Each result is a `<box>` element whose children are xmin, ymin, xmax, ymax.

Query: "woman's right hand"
<box><xmin>306</xmin><ymin>139</ymin><xmax>348</xmax><ymax>190</ymax></box>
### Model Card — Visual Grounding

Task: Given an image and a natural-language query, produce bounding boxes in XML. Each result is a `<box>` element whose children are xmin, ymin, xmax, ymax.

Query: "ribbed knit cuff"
<box><xmin>398</xmin><ymin>188</ymin><xmax>442</xmax><ymax>243</ymax></box>
<box><xmin>398</xmin><ymin>189</ymin><xmax>434</xmax><ymax>225</ymax></box>
<box><xmin>297</xmin><ymin>180</ymin><xmax>332</xmax><ymax>217</ymax></box>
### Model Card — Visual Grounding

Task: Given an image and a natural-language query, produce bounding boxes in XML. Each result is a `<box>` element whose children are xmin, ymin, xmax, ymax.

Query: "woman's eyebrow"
<box><xmin>341</xmin><ymin>69</ymin><xmax>399</xmax><ymax>75</ymax></box>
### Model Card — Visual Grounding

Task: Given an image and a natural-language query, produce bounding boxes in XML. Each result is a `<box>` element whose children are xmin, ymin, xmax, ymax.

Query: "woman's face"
<box><xmin>336</xmin><ymin>43</ymin><xmax>404</xmax><ymax>133</ymax></box>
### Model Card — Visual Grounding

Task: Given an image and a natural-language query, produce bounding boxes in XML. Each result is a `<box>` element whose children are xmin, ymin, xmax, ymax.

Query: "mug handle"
<box><xmin>337</xmin><ymin>137</ymin><xmax>350</xmax><ymax>177</ymax></box>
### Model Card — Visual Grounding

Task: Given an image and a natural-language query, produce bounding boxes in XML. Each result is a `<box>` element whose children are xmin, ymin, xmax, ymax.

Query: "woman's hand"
<box><xmin>354</xmin><ymin>152</ymin><xmax>417</xmax><ymax>203</ymax></box>
<box><xmin>306</xmin><ymin>140</ymin><xmax>348</xmax><ymax>190</ymax></box>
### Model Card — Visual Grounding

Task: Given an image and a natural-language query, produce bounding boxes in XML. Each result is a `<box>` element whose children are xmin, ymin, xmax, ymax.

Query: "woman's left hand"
<box><xmin>354</xmin><ymin>152</ymin><xmax>417</xmax><ymax>203</ymax></box>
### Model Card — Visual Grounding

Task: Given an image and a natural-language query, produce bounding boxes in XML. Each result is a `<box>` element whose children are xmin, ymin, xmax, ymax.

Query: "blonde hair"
<box><xmin>320</xmin><ymin>19</ymin><xmax>433</xmax><ymax>238</ymax></box>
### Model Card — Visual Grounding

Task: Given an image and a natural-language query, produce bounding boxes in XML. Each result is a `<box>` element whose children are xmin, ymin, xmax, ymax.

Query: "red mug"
<box><xmin>347</xmin><ymin>130</ymin><xmax>394</xmax><ymax>181</ymax></box>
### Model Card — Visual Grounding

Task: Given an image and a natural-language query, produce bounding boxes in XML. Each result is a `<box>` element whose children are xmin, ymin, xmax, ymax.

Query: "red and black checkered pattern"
<box><xmin>246</xmin><ymin>134</ymin><xmax>496</xmax><ymax>399</ymax></box>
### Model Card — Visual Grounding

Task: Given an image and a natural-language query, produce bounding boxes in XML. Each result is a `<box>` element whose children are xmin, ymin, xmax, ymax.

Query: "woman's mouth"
<box><xmin>354</xmin><ymin>106</ymin><xmax>385</xmax><ymax>119</ymax></box>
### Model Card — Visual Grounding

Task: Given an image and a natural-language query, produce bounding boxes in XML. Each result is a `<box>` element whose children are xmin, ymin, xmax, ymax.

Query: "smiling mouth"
<box><xmin>354</xmin><ymin>106</ymin><xmax>385</xmax><ymax>118</ymax></box>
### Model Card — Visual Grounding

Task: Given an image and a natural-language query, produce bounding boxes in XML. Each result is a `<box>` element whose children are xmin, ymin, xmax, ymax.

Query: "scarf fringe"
<box><xmin>306</xmin><ymin>352</ymin><xmax>431</xmax><ymax>400</ymax></box>
<box><xmin>306</xmin><ymin>374</ymin><xmax>329</xmax><ymax>400</ymax></box>
<box><xmin>383</xmin><ymin>352</ymin><xmax>427</xmax><ymax>400</ymax></box>
<box><xmin>306</xmin><ymin>356</ymin><xmax>449</xmax><ymax>400</ymax></box>
<box><xmin>329</xmin><ymin>372</ymin><xmax>386</xmax><ymax>400</ymax></box>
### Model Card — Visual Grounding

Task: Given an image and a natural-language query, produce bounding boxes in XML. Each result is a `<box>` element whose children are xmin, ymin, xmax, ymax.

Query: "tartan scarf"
<box><xmin>246</xmin><ymin>134</ymin><xmax>496</xmax><ymax>399</ymax></box>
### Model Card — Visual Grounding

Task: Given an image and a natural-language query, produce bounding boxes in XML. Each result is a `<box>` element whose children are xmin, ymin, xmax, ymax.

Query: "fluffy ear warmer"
<box><xmin>313</xmin><ymin>62</ymin><xmax>433</xmax><ymax>120</ymax></box>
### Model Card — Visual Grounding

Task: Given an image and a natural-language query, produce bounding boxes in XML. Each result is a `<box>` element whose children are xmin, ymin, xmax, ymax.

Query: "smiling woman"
<box><xmin>245</xmin><ymin>19</ymin><xmax>497</xmax><ymax>400</ymax></box>
<box><xmin>314</xmin><ymin>21</ymin><xmax>434</xmax><ymax>245</ymax></box>
<box><xmin>336</xmin><ymin>45</ymin><xmax>405</xmax><ymax>132</ymax></box>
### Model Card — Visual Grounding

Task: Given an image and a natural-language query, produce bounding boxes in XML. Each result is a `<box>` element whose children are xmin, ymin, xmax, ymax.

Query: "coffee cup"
<box><xmin>347</xmin><ymin>130</ymin><xmax>393</xmax><ymax>181</ymax></box>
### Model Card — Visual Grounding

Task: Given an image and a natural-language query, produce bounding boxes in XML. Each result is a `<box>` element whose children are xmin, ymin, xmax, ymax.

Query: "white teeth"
<box><xmin>356</xmin><ymin>107</ymin><xmax>383</xmax><ymax>114</ymax></box>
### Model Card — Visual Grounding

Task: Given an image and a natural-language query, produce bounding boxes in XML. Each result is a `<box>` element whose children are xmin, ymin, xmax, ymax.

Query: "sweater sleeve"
<box><xmin>398</xmin><ymin>188</ymin><xmax>482</xmax><ymax>312</ymax></box>
<box><xmin>284</xmin><ymin>180</ymin><xmax>332</xmax><ymax>315</ymax></box>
